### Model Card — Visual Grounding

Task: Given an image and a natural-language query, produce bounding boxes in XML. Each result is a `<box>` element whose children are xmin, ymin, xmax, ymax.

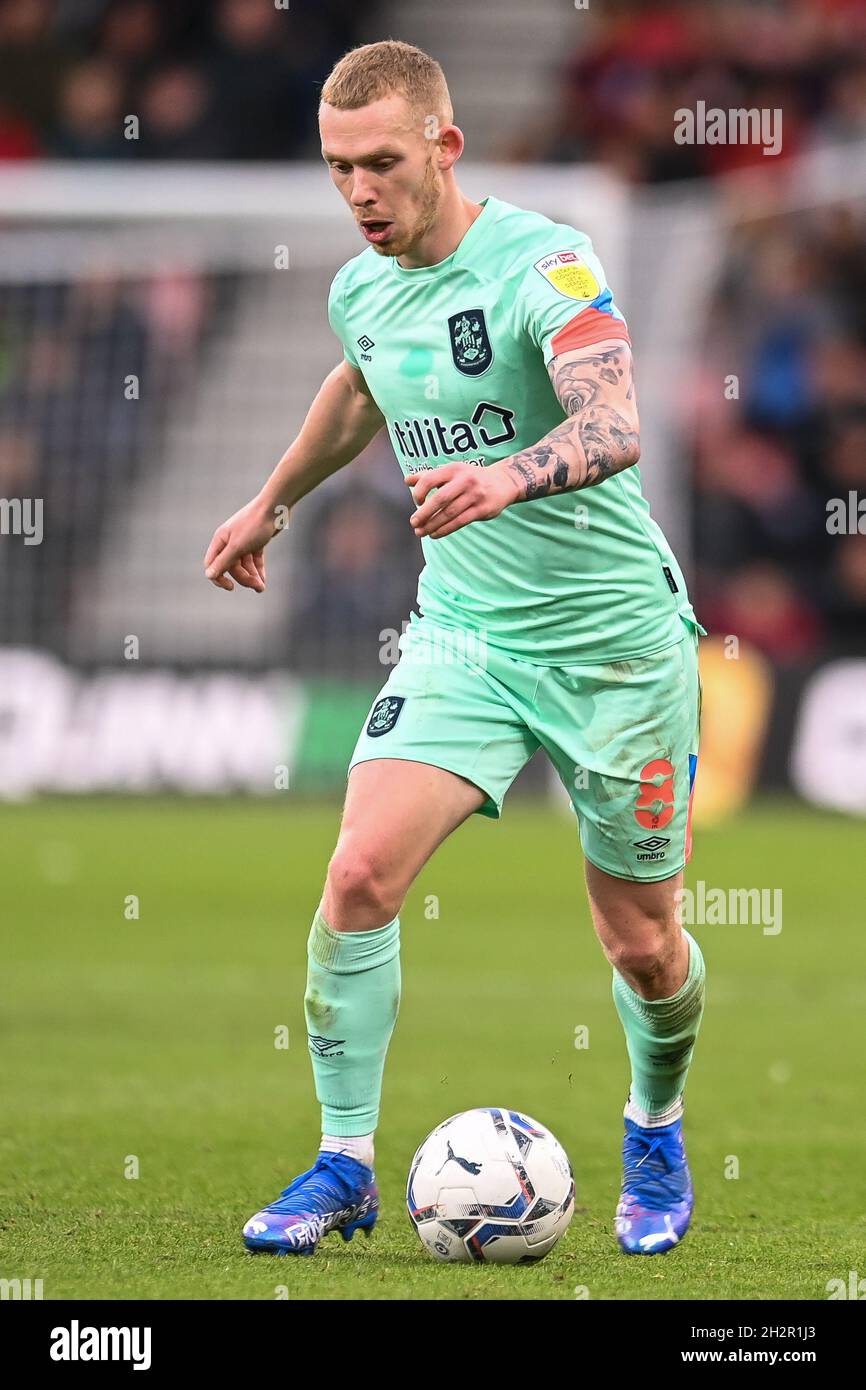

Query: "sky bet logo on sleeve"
<box><xmin>534</xmin><ymin>251</ymin><xmax>600</xmax><ymax>301</ymax></box>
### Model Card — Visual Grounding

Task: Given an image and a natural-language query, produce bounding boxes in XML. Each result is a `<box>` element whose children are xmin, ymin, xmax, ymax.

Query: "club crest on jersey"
<box><xmin>534</xmin><ymin>250</ymin><xmax>600</xmax><ymax>301</ymax></box>
<box><xmin>448</xmin><ymin>308</ymin><xmax>493</xmax><ymax>377</ymax></box>
<box><xmin>366</xmin><ymin>695</ymin><xmax>405</xmax><ymax>737</ymax></box>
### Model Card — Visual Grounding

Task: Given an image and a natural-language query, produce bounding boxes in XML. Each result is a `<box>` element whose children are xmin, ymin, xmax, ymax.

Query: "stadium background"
<box><xmin>1</xmin><ymin>0</ymin><xmax>865</xmax><ymax>1302</ymax></box>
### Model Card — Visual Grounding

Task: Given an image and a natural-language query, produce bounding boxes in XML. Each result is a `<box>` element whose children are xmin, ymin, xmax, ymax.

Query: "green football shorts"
<box><xmin>349</xmin><ymin>615</ymin><xmax>703</xmax><ymax>882</ymax></box>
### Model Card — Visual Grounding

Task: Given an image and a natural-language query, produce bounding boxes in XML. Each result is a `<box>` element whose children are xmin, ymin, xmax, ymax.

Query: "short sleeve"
<box><xmin>518</xmin><ymin>241</ymin><xmax>630</xmax><ymax>365</ymax></box>
<box><xmin>327</xmin><ymin>268</ymin><xmax>360</xmax><ymax>369</ymax></box>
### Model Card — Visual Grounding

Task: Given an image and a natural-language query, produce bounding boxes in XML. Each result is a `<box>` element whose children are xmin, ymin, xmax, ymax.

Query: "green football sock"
<box><xmin>612</xmin><ymin>929</ymin><xmax>705</xmax><ymax>1120</ymax></box>
<box><xmin>304</xmin><ymin>908</ymin><xmax>401</xmax><ymax>1137</ymax></box>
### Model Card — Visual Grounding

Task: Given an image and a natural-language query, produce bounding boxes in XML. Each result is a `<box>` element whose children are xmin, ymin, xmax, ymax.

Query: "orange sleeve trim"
<box><xmin>550</xmin><ymin>307</ymin><xmax>631</xmax><ymax>357</ymax></box>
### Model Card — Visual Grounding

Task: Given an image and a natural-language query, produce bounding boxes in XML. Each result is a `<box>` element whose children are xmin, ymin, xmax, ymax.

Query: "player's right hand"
<box><xmin>204</xmin><ymin>497</ymin><xmax>282</xmax><ymax>592</ymax></box>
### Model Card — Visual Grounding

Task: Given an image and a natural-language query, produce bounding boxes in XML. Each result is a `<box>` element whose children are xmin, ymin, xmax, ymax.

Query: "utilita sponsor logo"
<box><xmin>391</xmin><ymin>402</ymin><xmax>516</xmax><ymax>461</ymax></box>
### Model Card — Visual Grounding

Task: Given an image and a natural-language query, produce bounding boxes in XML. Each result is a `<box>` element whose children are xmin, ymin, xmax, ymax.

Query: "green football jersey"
<box><xmin>327</xmin><ymin>194</ymin><xmax>699</xmax><ymax>664</ymax></box>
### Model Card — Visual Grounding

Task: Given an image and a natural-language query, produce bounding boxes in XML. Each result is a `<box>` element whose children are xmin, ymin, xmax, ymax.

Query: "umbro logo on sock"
<box><xmin>307</xmin><ymin>1035</ymin><xmax>346</xmax><ymax>1057</ymax></box>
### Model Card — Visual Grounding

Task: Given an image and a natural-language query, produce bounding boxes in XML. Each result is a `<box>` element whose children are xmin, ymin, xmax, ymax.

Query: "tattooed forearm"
<box><xmin>547</xmin><ymin>345</ymin><xmax>633</xmax><ymax>407</ymax></box>
<box><xmin>550</xmin><ymin>365</ymin><xmax>601</xmax><ymax>414</ymax></box>
<box><xmin>504</xmin><ymin>342</ymin><xmax>640</xmax><ymax>501</ymax></box>
<box><xmin>577</xmin><ymin>407</ymin><xmax>639</xmax><ymax>484</ymax></box>
<box><xmin>507</xmin><ymin>408</ymin><xmax>638</xmax><ymax>497</ymax></box>
<box><xmin>507</xmin><ymin>422</ymin><xmax>575</xmax><ymax>499</ymax></box>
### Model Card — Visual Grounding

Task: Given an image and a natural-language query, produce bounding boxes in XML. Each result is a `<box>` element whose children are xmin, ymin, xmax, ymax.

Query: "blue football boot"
<box><xmin>615</xmin><ymin>1113</ymin><xmax>693</xmax><ymax>1254</ymax></box>
<box><xmin>242</xmin><ymin>1151</ymin><xmax>378</xmax><ymax>1255</ymax></box>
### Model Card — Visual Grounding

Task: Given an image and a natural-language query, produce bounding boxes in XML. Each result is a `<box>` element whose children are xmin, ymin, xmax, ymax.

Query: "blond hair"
<box><xmin>320</xmin><ymin>40</ymin><xmax>453</xmax><ymax>126</ymax></box>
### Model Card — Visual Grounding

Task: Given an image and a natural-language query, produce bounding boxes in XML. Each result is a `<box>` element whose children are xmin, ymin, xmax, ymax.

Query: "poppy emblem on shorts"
<box><xmin>634</xmin><ymin>757</ymin><xmax>675</xmax><ymax>831</ymax></box>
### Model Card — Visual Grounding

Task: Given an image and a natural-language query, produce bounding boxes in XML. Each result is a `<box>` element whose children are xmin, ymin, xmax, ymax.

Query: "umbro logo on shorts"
<box><xmin>633</xmin><ymin>836</ymin><xmax>670</xmax><ymax>853</ymax></box>
<box><xmin>308</xmin><ymin>1035</ymin><xmax>346</xmax><ymax>1057</ymax></box>
<box><xmin>632</xmin><ymin>835</ymin><xmax>671</xmax><ymax>862</ymax></box>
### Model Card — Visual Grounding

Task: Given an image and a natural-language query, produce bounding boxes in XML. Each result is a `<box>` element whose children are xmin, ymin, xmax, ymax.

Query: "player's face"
<box><xmin>320</xmin><ymin>94</ymin><xmax>445</xmax><ymax>258</ymax></box>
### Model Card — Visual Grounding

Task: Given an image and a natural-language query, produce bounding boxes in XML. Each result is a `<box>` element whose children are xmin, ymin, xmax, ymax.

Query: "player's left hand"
<box><xmin>406</xmin><ymin>462</ymin><xmax>519</xmax><ymax>539</ymax></box>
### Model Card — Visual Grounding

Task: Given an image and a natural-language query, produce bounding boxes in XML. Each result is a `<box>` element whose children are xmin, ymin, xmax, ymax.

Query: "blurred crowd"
<box><xmin>286</xmin><ymin>447</ymin><xmax>420</xmax><ymax>678</ymax></box>
<box><xmin>2</xmin><ymin>0</ymin><xmax>865</xmax><ymax>174</ymax></box>
<box><xmin>0</xmin><ymin>0</ymin><xmax>370</xmax><ymax>161</ymax></box>
<box><xmin>687</xmin><ymin>197</ymin><xmax>866</xmax><ymax>662</ymax></box>
<box><xmin>510</xmin><ymin>0</ymin><xmax>866</xmax><ymax>182</ymax></box>
<box><xmin>0</xmin><ymin>270</ymin><xmax>227</xmax><ymax>649</ymax></box>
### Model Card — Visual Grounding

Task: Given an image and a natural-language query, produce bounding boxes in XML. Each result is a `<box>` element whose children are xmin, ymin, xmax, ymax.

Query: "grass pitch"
<box><xmin>1</xmin><ymin>796</ymin><xmax>862</xmax><ymax>1300</ymax></box>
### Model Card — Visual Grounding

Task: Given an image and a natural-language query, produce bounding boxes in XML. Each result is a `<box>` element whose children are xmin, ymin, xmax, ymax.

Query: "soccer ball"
<box><xmin>406</xmin><ymin>1107</ymin><xmax>575</xmax><ymax>1264</ymax></box>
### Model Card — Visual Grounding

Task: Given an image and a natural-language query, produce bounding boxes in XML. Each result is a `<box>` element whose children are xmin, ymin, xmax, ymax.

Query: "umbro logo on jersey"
<box><xmin>357</xmin><ymin>334</ymin><xmax>375</xmax><ymax>361</ymax></box>
<box><xmin>448</xmin><ymin>308</ymin><xmax>493</xmax><ymax>376</ymax></box>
